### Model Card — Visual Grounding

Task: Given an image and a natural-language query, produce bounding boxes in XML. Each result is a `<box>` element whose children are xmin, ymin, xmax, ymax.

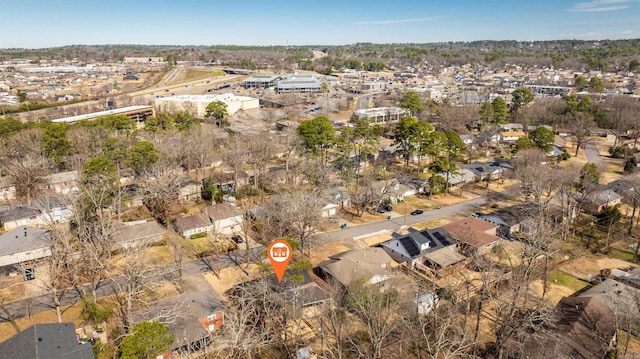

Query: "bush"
<box><xmin>190</xmin><ymin>232</ymin><xmax>207</xmax><ymax>239</ymax></box>
<box><xmin>561</xmin><ymin>151</ymin><xmax>571</xmax><ymax>160</ymax></box>
<box><xmin>624</xmin><ymin>160</ymin><xmax>636</xmax><ymax>174</ymax></box>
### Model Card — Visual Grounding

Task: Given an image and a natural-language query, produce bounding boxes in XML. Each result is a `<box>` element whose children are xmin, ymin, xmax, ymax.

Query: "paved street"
<box><xmin>314</xmin><ymin>191</ymin><xmax>512</xmax><ymax>243</ymax></box>
<box><xmin>1</xmin><ymin>189</ymin><xmax>516</xmax><ymax>322</ymax></box>
<box><xmin>1</xmin><ymin>246</ymin><xmax>265</xmax><ymax>322</ymax></box>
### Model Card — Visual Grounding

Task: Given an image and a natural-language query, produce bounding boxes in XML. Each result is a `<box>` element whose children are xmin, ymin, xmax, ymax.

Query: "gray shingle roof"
<box><xmin>0</xmin><ymin>322</ymin><xmax>94</xmax><ymax>359</ymax></box>
<box><xmin>0</xmin><ymin>226</ymin><xmax>50</xmax><ymax>258</ymax></box>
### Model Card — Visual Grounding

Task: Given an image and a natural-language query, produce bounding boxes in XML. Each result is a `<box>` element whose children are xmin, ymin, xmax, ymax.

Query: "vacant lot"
<box><xmin>559</xmin><ymin>255</ymin><xmax>637</xmax><ymax>281</ymax></box>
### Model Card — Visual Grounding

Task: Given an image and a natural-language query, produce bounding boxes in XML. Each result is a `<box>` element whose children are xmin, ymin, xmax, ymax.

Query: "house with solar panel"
<box><xmin>380</xmin><ymin>228</ymin><xmax>465</xmax><ymax>271</ymax></box>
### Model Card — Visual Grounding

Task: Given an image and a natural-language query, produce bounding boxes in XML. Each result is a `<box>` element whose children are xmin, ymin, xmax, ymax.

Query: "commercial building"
<box><xmin>352</xmin><ymin>107</ymin><xmax>408</xmax><ymax>124</ymax></box>
<box><xmin>154</xmin><ymin>93</ymin><xmax>259</xmax><ymax>118</ymax></box>
<box><xmin>276</xmin><ymin>74</ymin><xmax>322</xmax><ymax>94</ymax></box>
<box><xmin>242</xmin><ymin>75</ymin><xmax>280</xmax><ymax>88</ymax></box>
<box><xmin>51</xmin><ymin>106</ymin><xmax>155</xmax><ymax>124</ymax></box>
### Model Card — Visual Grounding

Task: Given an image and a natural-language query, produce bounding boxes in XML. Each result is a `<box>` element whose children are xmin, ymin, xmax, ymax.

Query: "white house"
<box><xmin>174</xmin><ymin>213</ymin><xmax>213</xmax><ymax>238</ymax></box>
<box><xmin>201</xmin><ymin>203</ymin><xmax>243</xmax><ymax>235</ymax></box>
<box><xmin>0</xmin><ymin>177</ymin><xmax>16</xmax><ymax>202</ymax></box>
<box><xmin>0</xmin><ymin>226</ymin><xmax>51</xmax><ymax>268</ymax></box>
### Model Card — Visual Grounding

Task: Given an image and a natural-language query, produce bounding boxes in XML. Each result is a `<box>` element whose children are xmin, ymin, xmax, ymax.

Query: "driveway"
<box><xmin>584</xmin><ymin>142</ymin><xmax>604</xmax><ymax>169</ymax></box>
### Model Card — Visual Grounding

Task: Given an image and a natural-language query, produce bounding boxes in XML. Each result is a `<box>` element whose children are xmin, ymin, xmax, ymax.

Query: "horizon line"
<box><xmin>2</xmin><ymin>37</ymin><xmax>640</xmax><ymax>51</ymax></box>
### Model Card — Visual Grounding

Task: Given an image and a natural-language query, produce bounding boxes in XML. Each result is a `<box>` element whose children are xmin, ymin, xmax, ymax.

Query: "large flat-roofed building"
<box><xmin>51</xmin><ymin>106</ymin><xmax>155</xmax><ymax>124</ymax></box>
<box><xmin>352</xmin><ymin>107</ymin><xmax>408</xmax><ymax>124</ymax></box>
<box><xmin>155</xmin><ymin>93</ymin><xmax>259</xmax><ymax>117</ymax></box>
<box><xmin>277</xmin><ymin>74</ymin><xmax>322</xmax><ymax>93</ymax></box>
<box><xmin>243</xmin><ymin>75</ymin><xmax>280</xmax><ymax>88</ymax></box>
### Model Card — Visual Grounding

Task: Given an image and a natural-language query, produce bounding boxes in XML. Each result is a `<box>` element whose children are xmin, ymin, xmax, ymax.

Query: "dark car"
<box><xmin>410</xmin><ymin>209</ymin><xmax>424</xmax><ymax>215</ymax></box>
<box><xmin>376</xmin><ymin>204</ymin><xmax>393</xmax><ymax>213</ymax></box>
<box><xmin>231</xmin><ymin>235</ymin><xmax>244</xmax><ymax>244</ymax></box>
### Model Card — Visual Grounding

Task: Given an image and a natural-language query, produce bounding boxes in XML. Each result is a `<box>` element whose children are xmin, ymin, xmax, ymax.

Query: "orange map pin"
<box><xmin>267</xmin><ymin>239</ymin><xmax>293</xmax><ymax>282</ymax></box>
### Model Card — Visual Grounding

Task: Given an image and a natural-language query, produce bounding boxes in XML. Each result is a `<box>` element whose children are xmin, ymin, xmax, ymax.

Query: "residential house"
<box><xmin>466</xmin><ymin>161</ymin><xmax>510</xmax><ymax>182</ymax></box>
<box><xmin>208</xmin><ymin>170</ymin><xmax>249</xmax><ymax>193</ymax></box>
<box><xmin>178</xmin><ymin>180</ymin><xmax>202</xmax><ymax>203</ymax></box>
<box><xmin>0</xmin><ymin>204</ymin><xmax>41</xmax><ymax>231</ymax></box>
<box><xmin>320</xmin><ymin>186</ymin><xmax>351</xmax><ymax>217</ymax></box>
<box><xmin>0</xmin><ymin>176</ymin><xmax>16</xmax><ymax>202</ymax></box>
<box><xmin>476</xmin><ymin>130</ymin><xmax>501</xmax><ymax>147</ymax></box>
<box><xmin>380</xmin><ymin>228</ymin><xmax>465</xmax><ymax>271</ymax></box>
<box><xmin>231</xmin><ymin>270</ymin><xmax>330</xmax><ymax>318</ymax></box>
<box><xmin>110</xmin><ymin>220</ymin><xmax>167</xmax><ymax>249</ymax></box>
<box><xmin>554</xmin><ymin>297</ymin><xmax>617</xmax><ymax>359</ymax></box>
<box><xmin>0</xmin><ymin>226</ymin><xmax>51</xmax><ymax>268</ymax></box>
<box><xmin>579</xmin><ymin>189</ymin><xmax>623</xmax><ymax>214</ymax></box>
<box><xmin>436</xmin><ymin>169</ymin><xmax>476</xmax><ymax>188</ymax></box>
<box><xmin>460</xmin><ymin>134</ymin><xmax>476</xmax><ymax>150</ymax></box>
<box><xmin>441</xmin><ymin>217</ymin><xmax>500</xmax><ymax>255</ymax></box>
<box><xmin>32</xmin><ymin>195</ymin><xmax>73</xmax><ymax>225</ymax></box>
<box><xmin>0</xmin><ymin>322</ymin><xmax>94</xmax><ymax>359</ymax></box>
<box><xmin>37</xmin><ymin>171</ymin><xmax>78</xmax><ymax>195</ymax></box>
<box><xmin>481</xmin><ymin>203</ymin><xmax>539</xmax><ymax>235</ymax></box>
<box><xmin>201</xmin><ymin>203</ymin><xmax>243</xmax><ymax>234</ymax></box>
<box><xmin>500</xmin><ymin>131</ymin><xmax>526</xmax><ymax>144</ymax></box>
<box><xmin>174</xmin><ymin>213</ymin><xmax>213</xmax><ymax>238</ymax></box>
<box><xmin>396</xmin><ymin>175</ymin><xmax>431</xmax><ymax>195</ymax></box>
<box><xmin>499</xmin><ymin>123</ymin><xmax>524</xmax><ymax>132</ymax></box>
<box><xmin>132</xmin><ymin>289</ymin><xmax>225</xmax><ymax>357</ymax></box>
<box><xmin>316</xmin><ymin>247</ymin><xmax>396</xmax><ymax>289</ymax></box>
<box><xmin>579</xmin><ymin>267</ymin><xmax>640</xmax><ymax>336</ymax></box>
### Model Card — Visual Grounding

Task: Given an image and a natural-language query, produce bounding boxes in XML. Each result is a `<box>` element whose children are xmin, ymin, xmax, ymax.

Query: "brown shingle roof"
<box><xmin>201</xmin><ymin>203</ymin><xmax>242</xmax><ymax>221</ymax></box>
<box><xmin>556</xmin><ymin>296</ymin><xmax>616</xmax><ymax>359</ymax></box>
<box><xmin>441</xmin><ymin>217</ymin><xmax>499</xmax><ymax>248</ymax></box>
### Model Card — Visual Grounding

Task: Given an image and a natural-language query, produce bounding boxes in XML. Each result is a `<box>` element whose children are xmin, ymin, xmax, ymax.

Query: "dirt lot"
<box><xmin>559</xmin><ymin>255</ymin><xmax>637</xmax><ymax>281</ymax></box>
<box><xmin>310</xmin><ymin>240</ymin><xmax>354</xmax><ymax>265</ymax></box>
<box><xmin>203</xmin><ymin>263</ymin><xmax>263</xmax><ymax>302</ymax></box>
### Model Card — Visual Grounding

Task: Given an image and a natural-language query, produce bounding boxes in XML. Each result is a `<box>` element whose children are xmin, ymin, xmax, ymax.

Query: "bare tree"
<box><xmin>41</xmin><ymin>224</ymin><xmax>76</xmax><ymax>323</ymax></box>
<box><xmin>110</xmin><ymin>243</ymin><xmax>160</xmax><ymax>332</ymax></box>
<box><xmin>570</xmin><ymin>112</ymin><xmax>594</xmax><ymax>157</ymax></box>
<box><xmin>2</xmin><ymin>129</ymin><xmax>53</xmax><ymax>203</ymax></box>
<box><xmin>245</xmin><ymin>133</ymin><xmax>276</xmax><ymax>197</ymax></box>
<box><xmin>346</xmin><ymin>278</ymin><xmax>407</xmax><ymax>359</ymax></box>
<box><xmin>139</xmin><ymin>166</ymin><xmax>184</xmax><ymax>225</ymax></box>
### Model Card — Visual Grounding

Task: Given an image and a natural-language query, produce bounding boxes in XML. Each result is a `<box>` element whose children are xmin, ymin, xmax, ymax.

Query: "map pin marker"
<box><xmin>267</xmin><ymin>239</ymin><xmax>293</xmax><ymax>282</ymax></box>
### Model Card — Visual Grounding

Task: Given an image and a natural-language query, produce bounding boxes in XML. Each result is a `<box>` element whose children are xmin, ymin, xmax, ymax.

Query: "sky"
<box><xmin>1</xmin><ymin>0</ymin><xmax>639</xmax><ymax>48</ymax></box>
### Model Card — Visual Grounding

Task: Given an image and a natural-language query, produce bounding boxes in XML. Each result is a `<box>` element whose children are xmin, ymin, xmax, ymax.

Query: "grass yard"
<box><xmin>608</xmin><ymin>248</ymin><xmax>635</xmax><ymax>262</ymax></box>
<box><xmin>183</xmin><ymin>236</ymin><xmax>236</xmax><ymax>259</ymax></box>
<box><xmin>549</xmin><ymin>270</ymin><xmax>590</xmax><ymax>291</ymax></box>
<box><xmin>171</xmin><ymin>68</ymin><xmax>226</xmax><ymax>84</ymax></box>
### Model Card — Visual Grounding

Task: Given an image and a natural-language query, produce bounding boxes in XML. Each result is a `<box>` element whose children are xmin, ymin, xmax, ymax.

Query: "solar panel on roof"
<box><xmin>419</xmin><ymin>231</ymin><xmax>438</xmax><ymax>248</ymax></box>
<box><xmin>398</xmin><ymin>236</ymin><xmax>421</xmax><ymax>257</ymax></box>
<box><xmin>432</xmin><ymin>231</ymin><xmax>452</xmax><ymax>246</ymax></box>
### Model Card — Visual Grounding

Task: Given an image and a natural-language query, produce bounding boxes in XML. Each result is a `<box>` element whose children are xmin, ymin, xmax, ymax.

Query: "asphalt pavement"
<box><xmin>584</xmin><ymin>142</ymin><xmax>605</xmax><ymax>169</ymax></box>
<box><xmin>314</xmin><ymin>191</ymin><xmax>511</xmax><ymax>243</ymax></box>
<box><xmin>1</xmin><ymin>189</ymin><xmax>514</xmax><ymax>322</ymax></box>
<box><xmin>1</xmin><ymin>246</ymin><xmax>265</xmax><ymax>322</ymax></box>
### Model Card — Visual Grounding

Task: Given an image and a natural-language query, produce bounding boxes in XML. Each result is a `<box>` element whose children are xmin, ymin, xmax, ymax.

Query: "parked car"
<box><xmin>376</xmin><ymin>204</ymin><xmax>393</xmax><ymax>213</ymax></box>
<box><xmin>410</xmin><ymin>209</ymin><xmax>424</xmax><ymax>215</ymax></box>
<box><xmin>231</xmin><ymin>235</ymin><xmax>244</xmax><ymax>244</ymax></box>
<box><xmin>471</xmin><ymin>212</ymin><xmax>484</xmax><ymax>218</ymax></box>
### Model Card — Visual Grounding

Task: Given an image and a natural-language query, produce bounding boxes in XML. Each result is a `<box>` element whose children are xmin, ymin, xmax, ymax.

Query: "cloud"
<box><xmin>355</xmin><ymin>16</ymin><xmax>444</xmax><ymax>25</ymax></box>
<box><xmin>571</xmin><ymin>0</ymin><xmax>632</xmax><ymax>12</ymax></box>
